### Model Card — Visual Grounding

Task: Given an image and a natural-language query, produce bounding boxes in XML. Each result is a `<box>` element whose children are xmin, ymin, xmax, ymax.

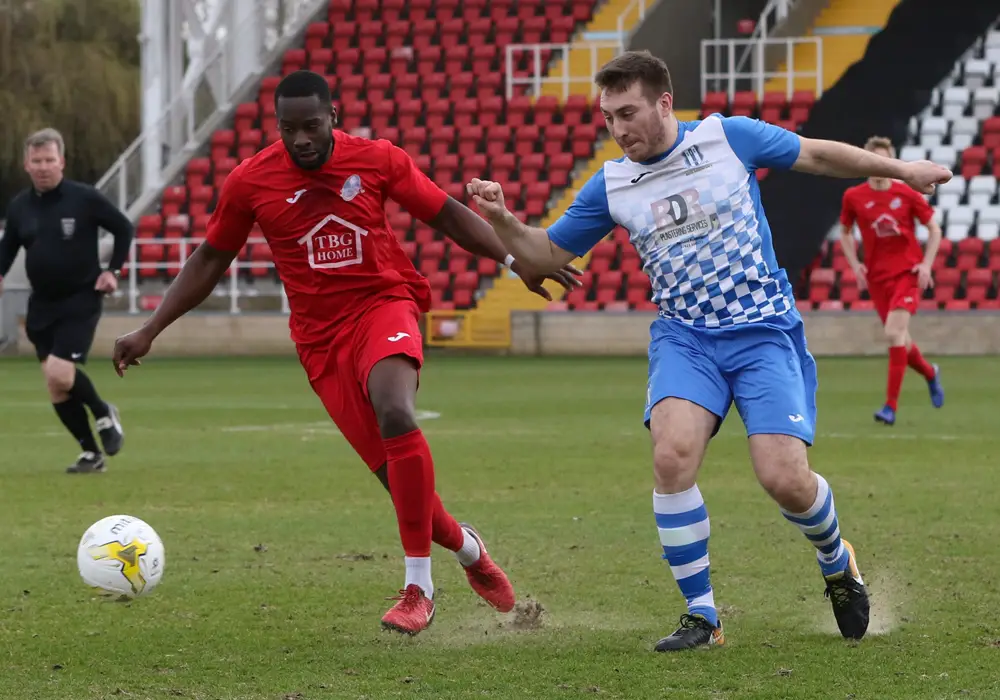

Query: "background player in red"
<box><xmin>111</xmin><ymin>70</ymin><xmax>582</xmax><ymax>635</ymax></box>
<box><xmin>839</xmin><ymin>136</ymin><xmax>945</xmax><ymax>425</ymax></box>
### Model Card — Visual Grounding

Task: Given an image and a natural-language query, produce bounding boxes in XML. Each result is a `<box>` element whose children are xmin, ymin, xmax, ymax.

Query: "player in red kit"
<box><xmin>839</xmin><ymin>136</ymin><xmax>945</xmax><ymax>425</ymax></box>
<box><xmin>111</xmin><ymin>70</ymin><xmax>583</xmax><ymax>635</ymax></box>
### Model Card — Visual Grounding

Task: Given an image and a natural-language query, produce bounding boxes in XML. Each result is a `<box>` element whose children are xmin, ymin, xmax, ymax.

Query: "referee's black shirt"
<box><xmin>0</xmin><ymin>180</ymin><xmax>134</xmax><ymax>301</ymax></box>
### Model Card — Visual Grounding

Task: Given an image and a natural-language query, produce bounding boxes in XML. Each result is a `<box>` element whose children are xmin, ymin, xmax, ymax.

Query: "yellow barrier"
<box><xmin>424</xmin><ymin>310</ymin><xmax>512</xmax><ymax>349</ymax></box>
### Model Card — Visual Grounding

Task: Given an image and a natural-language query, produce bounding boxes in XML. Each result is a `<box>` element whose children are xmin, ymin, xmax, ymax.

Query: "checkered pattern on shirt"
<box><xmin>604</xmin><ymin>117</ymin><xmax>793</xmax><ymax>328</ymax></box>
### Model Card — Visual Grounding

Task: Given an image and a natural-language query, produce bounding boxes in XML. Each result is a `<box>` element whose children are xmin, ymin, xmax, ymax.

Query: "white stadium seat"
<box><xmin>972</xmin><ymin>87</ymin><xmax>1000</xmax><ymax>120</ymax></box>
<box><xmin>947</xmin><ymin>205</ymin><xmax>976</xmax><ymax>227</ymax></box>
<box><xmin>929</xmin><ymin>145</ymin><xmax>958</xmax><ymax>168</ymax></box>
<box><xmin>918</xmin><ymin>116</ymin><xmax>949</xmax><ymax>148</ymax></box>
<box><xmin>937</xmin><ymin>193</ymin><xmax>962</xmax><ymax>211</ymax></box>
<box><xmin>937</xmin><ymin>174</ymin><xmax>966</xmax><ymax>197</ymax></box>
<box><xmin>942</xmin><ymin>86</ymin><xmax>970</xmax><ymax>119</ymax></box>
<box><xmin>978</xmin><ymin>222</ymin><xmax>1000</xmax><ymax>241</ymax></box>
<box><xmin>986</xmin><ymin>31</ymin><xmax>1000</xmax><ymax>63</ymax></box>
<box><xmin>963</xmin><ymin>59</ymin><xmax>991</xmax><ymax>89</ymax></box>
<box><xmin>900</xmin><ymin>145</ymin><xmax>926</xmax><ymax>162</ymax></box>
<box><xmin>967</xmin><ymin>175</ymin><xmax>997</xmax><ymax>208</ymax></box>
<box><xmin>952</xmin><ymin>117</ymin><xmax>981</xmax><ymax>150</ymax></box>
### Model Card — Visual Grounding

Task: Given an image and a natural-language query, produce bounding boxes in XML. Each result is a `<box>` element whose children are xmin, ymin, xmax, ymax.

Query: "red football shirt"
<box><xmin>839</xmin><ymin>181</ymin><xmax>934</xmax><ymax>283</ymax></box>
<box><xmin>206</xmin><ymin>132</ymin><xmax>448</xmax><ymax>345</ymax></box>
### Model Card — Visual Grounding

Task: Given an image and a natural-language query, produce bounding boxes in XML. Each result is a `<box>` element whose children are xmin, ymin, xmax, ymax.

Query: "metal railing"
<box><xmin>120</xmin><ymin>237</ymin><xmax>288</xmax><ymax>315</ymax></box>
<box><xmin>96</xmin><ymin>0</ymin><xmax>326</xmax><ymax>221</ymax></box>
<box><xmin>504</xmin><ymin>41</ymin><xmax>623</xmax><ymax>99</ymax></box>
<box><xmin>615</xmin><ymin>0</ymin><xmax>650</xmax><ymax>45</ymax></box>
<box><xmin>700</xmin><ymin>36</ymin><xmax>823</xmax><ymax>101</ymax></box>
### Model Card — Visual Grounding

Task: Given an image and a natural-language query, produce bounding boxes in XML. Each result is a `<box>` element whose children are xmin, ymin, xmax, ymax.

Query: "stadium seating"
<box><xmin>133</xmin><ymin>0</ymin><xmax>606</xmax><ymax>311</ymax></box>
<box><xmin>799</xmin><ymin>27</ymin><xmax>1000</xmax><ymax>312</ymax></box>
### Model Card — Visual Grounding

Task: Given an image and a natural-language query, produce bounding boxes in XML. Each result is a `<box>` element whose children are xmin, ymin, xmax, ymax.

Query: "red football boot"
<box><xmin>458</xmin><ymin>523</ymin><xmax>516</xmax><ymax>613</ymax></box>
<box><xmin>381</xmin><ymin>584</ymin><xmax>435</xmax><ymax>635</ymax></box>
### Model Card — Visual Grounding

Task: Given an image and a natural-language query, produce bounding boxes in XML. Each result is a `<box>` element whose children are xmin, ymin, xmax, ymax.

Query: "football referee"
<box><xmin>0</xmin><ymin>128</ymin><xmax>133</xmax><ymax>474</ymax></box>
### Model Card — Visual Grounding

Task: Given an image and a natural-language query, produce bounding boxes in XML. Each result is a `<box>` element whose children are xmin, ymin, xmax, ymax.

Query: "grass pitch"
<box><xmin>0</xmin><ymin>353</ymin><xmax>998</xmax><ymax>699</ymax></box>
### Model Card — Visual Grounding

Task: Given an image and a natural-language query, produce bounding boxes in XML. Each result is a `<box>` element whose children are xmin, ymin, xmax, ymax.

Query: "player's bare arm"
<box><xmin>914</xmin><ymin>215</ymin><xmax>943</xmax><ymax>289</ymax></box>
<box><xmin>838</xmin><ymin>224</ymin><xmax>868</xmax><ymax>290</ymax></box>
<box><xmin>466</xmin><ymin>178</ymin><xmax>578</xmax><ymax>276</ymax></box>
<box><xmin>112</xmin><ymin>242</ymin><xmax>237</xmax><ymax>375</ymax></box>
<box><xmin>429</xmin><ymin>196</ymin><xmax>582</xmax><ymax>298</ymax></box>
<box><xmin>793</xmin><ymin>138</ymin><xmax>953</xmax><ymax>194</ymax></box>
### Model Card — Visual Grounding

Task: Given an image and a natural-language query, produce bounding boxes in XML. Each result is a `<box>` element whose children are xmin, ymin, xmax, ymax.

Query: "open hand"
<box><xmin>513</xmin><ymin>261</ymin><xmax>583</xmax><ymax>301</ymax></box>
<box><xmin>912</xmin><ymin>261</ymin><xmax>933</xmax><ymax>290</ymax></box>
<box><xmin>112</xmin><ymin>328</ymin><xmax>154</xmax><ymax>377</ymax></box>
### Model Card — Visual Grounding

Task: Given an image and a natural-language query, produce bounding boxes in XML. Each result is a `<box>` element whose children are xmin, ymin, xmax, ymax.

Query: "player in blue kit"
<box><xmin>467</xmin><ymin>51</ymin><xmax>952</xmax><ymax>651</ymax></box>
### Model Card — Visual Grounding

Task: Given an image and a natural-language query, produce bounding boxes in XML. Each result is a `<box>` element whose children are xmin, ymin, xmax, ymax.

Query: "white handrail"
<box><xmin>700</xmin><ymin>36</ymin><xmax>823</xmax><ymax>101</ymax></box>
<box><xmin>96</xmin><ymin>0</ymin><xmax>326</xmax><ymax>222</ymax></box>
<box><xmin>505</xmin><ymin>41</ymin><xmax>623</xmax><ymax>100</ymax></box>
<box><xmin>616</xmin><ymin>0</ymin><xmax>649</xmax><ymax>48</ymax></box>
<box><xmin>733</xmin><ymin>0</ymin><xmax>798</xmax><ymax>75</ymax></box>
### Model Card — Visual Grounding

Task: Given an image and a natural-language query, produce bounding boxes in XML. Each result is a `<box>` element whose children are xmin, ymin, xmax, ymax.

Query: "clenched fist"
<box><xmin>466</xmin><ymin>178</ymin><xmax>509</xmax><ymax>221</ymax></box>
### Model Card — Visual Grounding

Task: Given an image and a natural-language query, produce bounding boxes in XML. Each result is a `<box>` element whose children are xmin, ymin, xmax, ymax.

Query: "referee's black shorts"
<box><xmin>25</xmin><ymin>289</ymin><xmax>102</xmax><ymax>364</ymax></box>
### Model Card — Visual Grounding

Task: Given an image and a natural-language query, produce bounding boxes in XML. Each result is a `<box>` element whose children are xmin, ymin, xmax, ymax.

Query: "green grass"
<box><xmin>1</xmin><ymin>354</ymin><xmax>998</xmax><ymax>699</ymax></box>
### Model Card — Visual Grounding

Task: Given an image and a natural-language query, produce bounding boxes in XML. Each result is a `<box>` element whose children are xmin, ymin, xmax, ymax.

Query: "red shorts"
<box><xmin>869</xmin><ymin>272</ymin><xmax>920</xmax><ymax>323</ymax></box>
<box><xmin>296</xmin><ymin>299</ymin><xmax>424</xmax><ymax>471</ymax></box>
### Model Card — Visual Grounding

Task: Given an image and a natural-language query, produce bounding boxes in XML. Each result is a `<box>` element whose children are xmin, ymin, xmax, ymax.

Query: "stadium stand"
<box><xmin>132</xmin><ymin>0</ymin><xmax>607</xmax><ymax>312</ymax></box>
<box><xmin>801</xmin><ymin>27</ymin><xmax>1000</xmax><ymax>312</ymax></box>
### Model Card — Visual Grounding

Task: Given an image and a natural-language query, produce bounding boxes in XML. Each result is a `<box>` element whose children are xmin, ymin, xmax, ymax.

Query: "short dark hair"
<box><xmin>595</xmin><ymin>50</ymin><xmax>673</xmax><ymax>101</ymax></box>
<box><xmin>274</xmin><ymin>70</ymin><xmax>332</xmax><ymax>104</ymax></box>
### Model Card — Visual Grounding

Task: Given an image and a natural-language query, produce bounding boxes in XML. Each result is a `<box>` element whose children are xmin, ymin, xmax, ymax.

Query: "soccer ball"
<box><xmin>77</xmin><ymin>514</ymin><xmax>165</xmax><ymax>598</ymax></box>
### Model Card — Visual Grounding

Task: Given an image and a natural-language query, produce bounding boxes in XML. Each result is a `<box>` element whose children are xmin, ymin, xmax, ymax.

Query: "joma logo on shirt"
<box><xmin>298</xmin><ymin>214</ymin><xmax>369</xmax><ymax>269</ymax></box>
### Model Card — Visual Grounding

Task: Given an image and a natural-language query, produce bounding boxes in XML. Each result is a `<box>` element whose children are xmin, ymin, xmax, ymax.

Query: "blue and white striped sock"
<box><xmin>781</xmin><ymin>473</ymin><xmax>851</xmax><ymax>577</ymax></box>
<box><xmin>654</xmin><ymin>485</ymin><xmax>717</xmax><ymax>627</ymax></box>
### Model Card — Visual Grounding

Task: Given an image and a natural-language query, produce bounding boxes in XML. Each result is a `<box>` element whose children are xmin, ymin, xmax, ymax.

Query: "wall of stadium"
<box><xmin>2</xmin><ymin>311</ymin><xmax>994</xmax><ymax>359</ymax></box>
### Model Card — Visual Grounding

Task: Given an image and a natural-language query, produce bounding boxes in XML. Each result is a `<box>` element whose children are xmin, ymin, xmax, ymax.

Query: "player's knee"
<box><xmin>652</xmin><ymin>437</ymin><xmax>700</xmax><ymax>492</ymax></box>
<box><xmin>883</xmin><ymin>324</ymin><xmax>907</xmax><ymax>346</ymax></box>
<box><xmin>374</xmin><ymin>400</ymin><xmax>418</xmax><ymax>439</ymax></box>
<box><xmin>43</xmin><ymin>359</ymin><xmax>74</xmax><ymax>396</ymax></box>
<box><xmin>750</xmin><ymin>436</ymin><xmax>814</xmax><ymax>511</ymax></box>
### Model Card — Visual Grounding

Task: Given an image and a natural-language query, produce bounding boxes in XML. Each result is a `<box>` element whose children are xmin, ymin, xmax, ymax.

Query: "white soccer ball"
<box><xmin>77</xmin><ymin>515</ymin><xmax>165</xmax><ymax>598</ymax></box>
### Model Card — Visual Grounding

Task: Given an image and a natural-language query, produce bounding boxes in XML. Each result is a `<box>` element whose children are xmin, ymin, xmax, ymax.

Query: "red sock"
<box><xmin>384</xmin><ymin>429</ymin><xmax>435</xmax><ymax>558</ymax></box>
<box><xmin>907</xmin><ymin>343</ymin><xmax>936</xmax><ymax>380</ymax></box>
<box><xmin>886</xmin><ymin>345</ymin><xmax>908</xmax><ymax>411</ymax></box>
<box><xmin>431</xmin><ymin>493</ymin><xmax>465</xmax><ymax>552</ymax></box>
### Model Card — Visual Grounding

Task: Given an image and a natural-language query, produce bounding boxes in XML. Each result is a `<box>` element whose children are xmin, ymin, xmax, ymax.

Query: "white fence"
<box><xmin>700</xmin><ymin>36</ymin><xmax>823</xmax><ymax>100</ymax></box>
<box><xmin>121</xmin><ymin>237</ymin><xmax>287</xmax><ymax>314</ymax></box>
<box><xmin>504</xmin><ymin>41</ymin><xmax>624</xmax><ymax>99</ymax></box>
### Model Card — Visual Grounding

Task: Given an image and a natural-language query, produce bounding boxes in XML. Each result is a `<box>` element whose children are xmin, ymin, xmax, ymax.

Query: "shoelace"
<box><xmin>384</xmin><ymin>586</ymin><xmax>423</xmax><ymax>606</ymax></box>
<box><xmin>825</xmin><ymin>576</ymin><xmax>863</xmax><ymax>606</ymax></box>
<box><xmin>676</xmin><ymin>613</ymin><xmax>710</xmax><ymax>632</ymax></box>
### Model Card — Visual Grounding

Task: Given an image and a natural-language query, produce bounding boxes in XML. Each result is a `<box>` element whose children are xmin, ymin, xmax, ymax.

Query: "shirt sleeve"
<box><xmin>0</xmin><ymin>208</ymin><xmax>21</xmax><ymax>278</ymax></box>
<box><xmin>205</xmin><ymin>166</ymin><xmax>254</xmax><ymax>252</ymax></box>
<box><xmin>385</xmin><ymin>141</ymin><xmax>448</xmax><ymax>222</ymax></box>
<box><xmin>546</xmin><ymin>168</ymin><xmax>616</xmax><ymax>258</ymax></box>
<box><xmin>721</xmin><ymin>115</ymin><xmax>801</xmax><ymax>171</ymax></box>
<box><xmin>908</xmin><ymin>186</ymin><xmax>935</xmax><ymax>225</ymax></box>
<box><xmin>839</xmin><ymin>190</ymin><xmax>856</xmax><ymax>228</ymax></box>
<box><xmin>88</xmin><ymin>187</ymin><xmax>134</xmax><ymax>271</ymax></box>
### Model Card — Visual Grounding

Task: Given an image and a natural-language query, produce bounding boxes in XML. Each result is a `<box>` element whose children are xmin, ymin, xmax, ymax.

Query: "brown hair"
<box><xmin>864</xmin><ymin>135</ymin><xmax>896</xmax><ymax>158</ymax></box>
<box><xmin>595</xmin><ymin>50</ymin><xmax>673</xmax><ymax>102</ymax></box>
<box><xmin>24</xmin><ymin>128</ymin><xmax>65</xmax><ymax>157</ymax></box>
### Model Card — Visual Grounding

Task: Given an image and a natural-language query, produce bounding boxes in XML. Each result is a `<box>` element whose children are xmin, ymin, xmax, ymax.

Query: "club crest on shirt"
<box><xmin>60</xmin><ymin>217</ymin><xmax>75</xmax><ymax>239</ymax></box>
<box><xmin>340</xmin><ymin>174</ymin><xmax>364</xmax><ymax>202</ymax></box>
<box><xmin>890</xmin><ymin>197</ymin><xmax>902</xmax><ymax>210</ymax></box>
<box><xmin>298</xmin><ymin>213</ymin><xmax>369</xmax><ymax>269</ymax></box>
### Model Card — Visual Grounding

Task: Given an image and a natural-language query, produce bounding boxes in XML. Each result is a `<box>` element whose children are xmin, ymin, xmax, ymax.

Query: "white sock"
<box><xmin>455</xmin><ymin>528</ymin><xmax>482</xmax><ymax>567</ymax></box>
<box><xmin>404</xmin><ymin>556</ymin><xmax>433</xmax><ymax>598</ymax></box>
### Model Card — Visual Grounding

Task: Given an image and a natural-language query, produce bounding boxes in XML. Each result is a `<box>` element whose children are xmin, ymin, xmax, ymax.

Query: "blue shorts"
<box><xmin>643</xmin><ymin>314</ymin><xmax>819</xmax><ymax>445</ymax></box>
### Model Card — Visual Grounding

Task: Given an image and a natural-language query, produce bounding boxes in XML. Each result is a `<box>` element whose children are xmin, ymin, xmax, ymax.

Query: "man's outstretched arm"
<box><xmin>466</xmin><ymin>169</ymin><xmax>615</xmax><ymax>277</ymax></box>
